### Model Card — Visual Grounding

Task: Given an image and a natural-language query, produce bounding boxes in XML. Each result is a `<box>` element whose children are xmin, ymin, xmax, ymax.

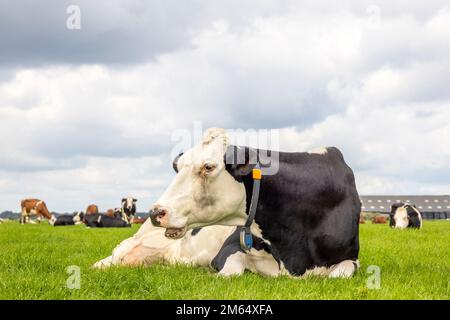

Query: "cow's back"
<box><xmin>21</xmin><ymin>199</ymin><xmax>40</xmax><ymax>213</ymax></box>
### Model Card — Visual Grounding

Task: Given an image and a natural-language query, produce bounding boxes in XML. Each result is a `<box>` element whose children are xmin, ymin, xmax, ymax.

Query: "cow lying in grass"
<box><xmin>390</xmin><ymin>203</ymin><xmax>423</xmax><ymax>229</ymax></box>
<box><xmin>96</xmin><ymin>128</ymin><xmax>361</xmax><ymax>278</ymax></box>
<box><xmin>49</xmin><ymin>211</ymin><xmax>84</xmax><ymax>226</ymax></box>
<box><xmin>84</xmin><ymin>213</ymin><xmax>131</xmax><ymax>228</ymax></box>
<box><xmin>147</xmin><ymin>128</ymin><xmax>361</xmax><ymax>278</ymax></box>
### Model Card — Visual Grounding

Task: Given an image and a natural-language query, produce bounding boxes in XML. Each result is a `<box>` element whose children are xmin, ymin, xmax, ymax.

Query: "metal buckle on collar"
<box><xmin>240</xmin><ymin>227</ymin><xmax>253</xmax><ymax>251</ymax></box>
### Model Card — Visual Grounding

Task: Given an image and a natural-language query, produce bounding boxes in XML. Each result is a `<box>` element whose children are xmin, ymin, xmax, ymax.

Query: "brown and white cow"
<box><xmin>20</xmin><ymin>199</ymin><xmax>52</xmax><ymax>224</ymax></box>
<box><xmin>86</xmin><ymin>204</ymin><xmax>99</xmax><ymax>215</ymax></box>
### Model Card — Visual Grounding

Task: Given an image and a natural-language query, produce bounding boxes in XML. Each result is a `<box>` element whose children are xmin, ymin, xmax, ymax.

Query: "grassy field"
<box><xmin>0</xmin><ymin>220</ymin><xmax>449</xmax><ymax>300</ymax></box>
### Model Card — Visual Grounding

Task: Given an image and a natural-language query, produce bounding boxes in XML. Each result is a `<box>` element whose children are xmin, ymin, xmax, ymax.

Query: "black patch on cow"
<box><xmin>223</xmin><ymin>145</ymin><xmax>360</xmax><ymax>276</ymax></box>
<box><xmin>210</xmin><ymin>227</ymin><xmax>274</xmax><ymax>272</ymax></box>
<box><xmin>191</xmin><ymin>227</ymin><xmax>202</xmax><ymax>236</ymax></box>
<box><xmin>84</xmin><ymin>214</ymin><xmax>131</xmax><ymax>228</ymax></box>
<box><xmin>405</xmin><ymin>204</ymin><xmax>422</xmax><ymax>228</ymax></box>
<box><xmin>53</xmin><ymin>214</ymin><xmax>75</xmax><ymax>226</ymax></box>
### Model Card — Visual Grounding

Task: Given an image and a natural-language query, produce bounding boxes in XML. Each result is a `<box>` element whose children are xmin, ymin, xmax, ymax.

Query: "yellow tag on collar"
<box><xmin>252</xmin><ymin>168</ymin><xmax>262</xmax><ymax>180</ymax></box>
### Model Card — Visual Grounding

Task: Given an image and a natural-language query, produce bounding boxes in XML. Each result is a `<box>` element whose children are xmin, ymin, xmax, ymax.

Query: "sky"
<box><xmin>1</xmin><ymin>0</ymin><xmax>449</xmax><ymax>212</ymax></box>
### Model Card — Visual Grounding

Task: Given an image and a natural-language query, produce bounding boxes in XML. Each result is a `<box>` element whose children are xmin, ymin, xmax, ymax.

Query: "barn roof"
<box><xmin>360</xmin><ymin>195</ymin><xmax>450</xmax><ymax>213</ymax></box>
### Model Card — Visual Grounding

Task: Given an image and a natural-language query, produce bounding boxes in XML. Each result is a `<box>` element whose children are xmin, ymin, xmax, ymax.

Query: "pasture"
<box><xmin>0</xmin><ymin>220</ymin><xmax>448</xmax><ymax>300</ymax></box>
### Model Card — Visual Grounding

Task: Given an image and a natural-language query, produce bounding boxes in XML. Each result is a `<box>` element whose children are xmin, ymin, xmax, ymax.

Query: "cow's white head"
<box><xmin>49</xmin><ymin>215</ymin><xmax>56</xmax><ymax>226</ymax></box>
<box><xmin>150</xmin><ymin>128</ymin><xmax>252</xmax><ymax>239</ymax></box>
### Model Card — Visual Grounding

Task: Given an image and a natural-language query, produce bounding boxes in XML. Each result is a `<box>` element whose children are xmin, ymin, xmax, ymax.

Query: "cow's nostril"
<box><xmin>149</xmin><ymin>206</ymin><xmax>168</xmax><ymax>226</ymax></box>
<box><xmin>156</xmin><ymin>208</ymin><xmax>167</xmax><ymax>219</ymax></box>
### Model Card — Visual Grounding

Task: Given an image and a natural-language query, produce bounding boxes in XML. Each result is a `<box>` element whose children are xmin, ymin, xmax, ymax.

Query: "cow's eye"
<box><xmin>203</xmin><ymin>163</ymin><xmax>216</xmax><ymax>172</ymax></box>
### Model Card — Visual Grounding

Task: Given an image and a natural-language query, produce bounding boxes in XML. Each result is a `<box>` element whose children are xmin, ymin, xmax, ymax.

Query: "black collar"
<box><xmin>239</xmin><ymin>163</ymin><xmax>262</xmax><ymax>251</ymax></box>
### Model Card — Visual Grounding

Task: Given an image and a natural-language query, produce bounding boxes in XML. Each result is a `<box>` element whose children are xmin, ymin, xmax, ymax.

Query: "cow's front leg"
<box><xmin>92</xmin><ymin>256</ymin><xmax>113</xmax><ymax>269</ymax></box>
<box><xmin>92</xmin><ymin>237</ymin><xmax>139</xmax><ymax>269</ymax></box>
<box><xmin>217</xmin><ymin>252</ymin><xmax>247</xmax><ymax>277</ymax></box>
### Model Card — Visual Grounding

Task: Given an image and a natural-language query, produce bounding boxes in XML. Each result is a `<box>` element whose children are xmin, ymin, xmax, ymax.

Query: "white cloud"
<box><xmin>1</xmin><ymin>1</ymin><xmax>450</xmax><ymax>211</ymax></box>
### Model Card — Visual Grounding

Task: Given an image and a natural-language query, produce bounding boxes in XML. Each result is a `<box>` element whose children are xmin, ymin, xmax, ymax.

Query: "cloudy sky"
<box><xmin>1</xmin><ymin>0</ymin><xmax>449</xmax><ymax>212</ymax></box>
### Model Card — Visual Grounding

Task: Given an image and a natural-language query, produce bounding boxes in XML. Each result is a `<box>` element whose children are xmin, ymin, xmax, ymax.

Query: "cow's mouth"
<box><xmin>164</xmin><ymin>226</ymin><xmax>187</xmax><ymax>239</ymax></box>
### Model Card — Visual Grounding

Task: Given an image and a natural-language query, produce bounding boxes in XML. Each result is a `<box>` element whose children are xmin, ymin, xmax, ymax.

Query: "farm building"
<box><xmin>360</xmin><ymin>195</ymin><xmax>450</xmax><ymax>219</ymax></box>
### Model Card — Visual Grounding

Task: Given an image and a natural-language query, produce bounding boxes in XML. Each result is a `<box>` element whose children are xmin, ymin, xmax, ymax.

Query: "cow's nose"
<box><xmin>149</xmin><ymin>207</ymin><xmax>167</xmax><ymax>227</ymax></box>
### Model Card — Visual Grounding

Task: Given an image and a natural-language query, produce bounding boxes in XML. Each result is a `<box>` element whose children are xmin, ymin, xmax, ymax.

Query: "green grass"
<box><xmin>0</xmin><ymin>220</ymin><xmax>449</xmax><ymax>300</ymax></box>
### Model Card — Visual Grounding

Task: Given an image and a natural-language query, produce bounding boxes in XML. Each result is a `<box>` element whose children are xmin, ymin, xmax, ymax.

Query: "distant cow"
<box><xmin>390</xmin><ymin>203</ymin><xmax>423</xmax><ymax>229</ymax></box>
<box><xmin>372</xmin><ymin>215</ymin><xmax>387</xmax><ymax>224</ymax></box>
<box><xmin>86</xmin><ymin>204</ymin><xmax>99</xmax><ymax>215</ymax></box>
<box><xmin>359</xmin><ymin>216</ymin><xmax>365</xmax><ymax>224</ymax></box>
<box><xmin>20</xmin><ymin>199</ymin><xmax>52</xmax><ymax>224</ymax></box>
<box><xmin>84</xmin><ymin>213</ymin><xmax>131</xmax><ymax>228</ymax></box>
<box><xmin>131</xmin><ymin>216</ymin><xmax>147</xmax><ymax>224</ymax></box>
<box><xmin>50</xmin><ymin>212</ymin><xmax>84</xmax><ymax>226</ymax></box>
<box><xmin>121</xmin><ymin>197</ymin><xmax>137</xmax><ymax>223</ymax></box>
<box><xmin>105</xmin><ymin>209</ymin><xmax>116</xmax><ymax>218</ymax></box>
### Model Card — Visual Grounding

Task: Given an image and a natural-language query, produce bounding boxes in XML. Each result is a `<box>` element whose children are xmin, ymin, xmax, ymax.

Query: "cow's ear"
<box><xmin>224</xmin><ymin>146</ymin><xmax>257</xmax><ymax>181</ymax></box>
<box><xmin>121</xmin><ymin>198</ymin><xmax>126</xmax><ymax>203</ymax></box>
<box><xmin>172</xmin><ymin>152</ymin><xmax>183</xmax><ymax>173</ymax></box>
<box><xmin>133</xmin><ymin>198</ymin><xmax>137</xmax><ymax>202</ymax></box>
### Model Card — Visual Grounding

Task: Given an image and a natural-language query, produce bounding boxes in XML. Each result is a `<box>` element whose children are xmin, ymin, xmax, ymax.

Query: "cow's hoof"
<box><xmin>328</xmin><ymin>260</ymin><xmax>359</xmax><ymax>278</ymax></box>
<box><xmin>92</xmin><ymin>257</ymin><xmax>113</xmax><ymax>269</ymax></box>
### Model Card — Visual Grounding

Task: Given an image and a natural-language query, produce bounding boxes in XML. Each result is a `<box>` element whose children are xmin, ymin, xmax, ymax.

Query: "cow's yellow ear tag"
<box><xmin>252</xmin><ymin>168</ymin><xmax>262</xmax><ymax>180</ymax></box>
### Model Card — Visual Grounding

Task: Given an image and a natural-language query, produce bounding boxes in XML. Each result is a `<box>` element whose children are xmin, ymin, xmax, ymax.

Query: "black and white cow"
<box><xmin>121</xmin><ymin>197</ymin><xmax>137</xmax><ymax>223</ymax></box>
<box><xmin>390</xmin><ymin>203</ymin><xmax>422</xmax><ymax>229</ymax></box>
<box><xmin>49</xmin><ymin>211</ymin><xmax>84</xmax><ymax>226</ymax></box>
<box><xmin>84</xmin><ymin>213</ymin><xmax>131</xmax><ymax>228</ymax></box>
<box><xmin>148</xmin><ymin>128</ymin><xmax>361</xmax><ymax>278</ymax></box>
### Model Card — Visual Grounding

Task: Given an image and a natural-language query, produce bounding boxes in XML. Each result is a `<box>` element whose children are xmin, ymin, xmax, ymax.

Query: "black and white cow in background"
<box><xmin>84</xmin><ymin>213</ymin><xmax>131</xmax><ymax>228</ymax></box>
<box><xmin>148</xmin><ymin>127</ymin><xmax>361</xmax><ymax>278</ymax></box>
<box><xmin>121</xmin><ymin>197</ymin><xmax>137</xmax><ymax>223</ymax></box>
<box><xmin>390</xmin><ymin>202</ymin><xmax>422</xmax><ymax>229</ymax></box>
<box><xmin>49</xmin><ymin>211</ymin><xmax>84</xmax><ymax>226</ymax></box>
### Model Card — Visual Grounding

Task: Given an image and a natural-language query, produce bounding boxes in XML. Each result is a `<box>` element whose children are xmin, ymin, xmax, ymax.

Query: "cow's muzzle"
<box><xmin>149</xmin><ymin>207</ymin><xmax>167</xmax><ymax>227</ymax></box>
<box><xmin>149</xmin><ymin>206</ymin><xmax>187</xmax><ymax>239</ymax></box>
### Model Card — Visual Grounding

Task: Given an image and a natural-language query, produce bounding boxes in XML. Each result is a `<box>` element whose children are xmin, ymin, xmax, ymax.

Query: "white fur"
<box><xmin>393</xmin><ymin>207</ymin><xmax>409</xmax><ymax>229</ymax></box>
<box><xmin>93</xmin><ymin>224</ymin><xmax>234</xmax><ymax>269</ymax></box>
